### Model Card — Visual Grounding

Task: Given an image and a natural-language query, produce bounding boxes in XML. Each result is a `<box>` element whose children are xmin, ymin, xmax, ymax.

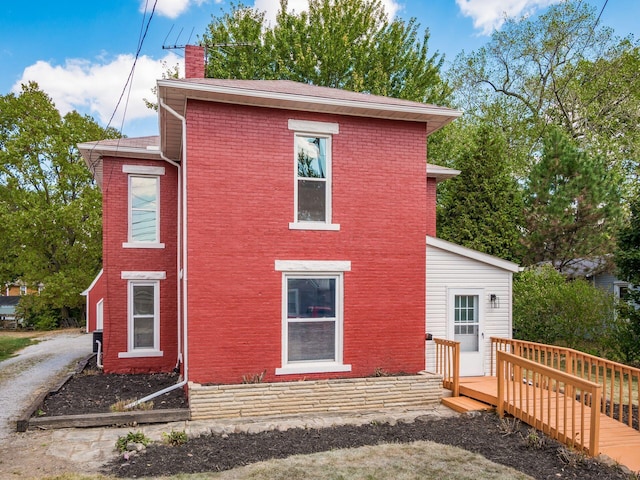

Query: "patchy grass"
<box><xmin>0</xmin><ymin>335</ymin><xmax>36</xmax><ymax>361</ymax></box>
<box><xmin>36</xmin><ymin>441</ymin><xmax>532</xmax><ymax>480</ymax></box>
<box><xmin>170</xmin><ymin>441</ymin><xmax>533</xmax><ymax>480</ymax></box>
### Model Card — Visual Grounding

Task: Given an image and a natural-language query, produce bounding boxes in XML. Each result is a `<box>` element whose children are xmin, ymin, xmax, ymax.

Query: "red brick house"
<box><xmin>79</xmin><ymin>47</ymin><xmax>467</xmax><ymax>400</ymax></box>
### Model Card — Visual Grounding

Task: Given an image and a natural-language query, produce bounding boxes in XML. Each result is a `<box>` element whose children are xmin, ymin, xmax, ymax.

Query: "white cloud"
<box><xmin>455</xmin><ymin>0</ymin><xmax>560</xmax><ymax>35</ymax></box>
<box><xmin>142</xmin><ymin>0</ymin><xmax>220</xmax><ymax>19</ymax></box>
<box><xmin>12</xmin><ymin>52</ymin><xmax>183</xmax><ymax>130</ymax></box>
<box><xmin>253</xmin><ymin>0</ymin><xmax>401</xmax><ymax>26</ymax></box>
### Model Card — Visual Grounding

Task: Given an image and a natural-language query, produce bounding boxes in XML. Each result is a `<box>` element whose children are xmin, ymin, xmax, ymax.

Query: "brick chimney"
<box><xmin>185</xmin><ymin>45</ymin><xmax>206</xmax><ymax>79</ymax></box>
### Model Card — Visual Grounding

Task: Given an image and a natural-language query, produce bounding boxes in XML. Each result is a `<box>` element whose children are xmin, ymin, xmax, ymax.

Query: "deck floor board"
<box><xmin>457</xmin><ymin>376</ymin><xmax>640</xmax><ymax>473</ymax></box>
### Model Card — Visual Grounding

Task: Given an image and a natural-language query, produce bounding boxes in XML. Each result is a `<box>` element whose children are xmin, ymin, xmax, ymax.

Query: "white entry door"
<box><xmin>449</xmin><ymin>289</ymin><xmax>484</xmax><ymax>376</ymax></box>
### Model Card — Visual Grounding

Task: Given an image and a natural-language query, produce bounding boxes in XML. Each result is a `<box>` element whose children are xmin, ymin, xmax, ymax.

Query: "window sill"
<box><xmin>289</xmin><ymin>222</ymin><xmax>340</xmax><ymax>231</ymax></box>
<box><xmin>275</xmin><ymin>362</ymin><xmax>351</xmax><ymax>375</ymax></box>
<box><xmin>122</xmin><ymin>242</ymin><xmax>165</xmax><ymax>249</ymax></box>
<box><xmin>118</xmin><ymin>350</ymin><xmax>163</xmax><ymax>358</ymax></box>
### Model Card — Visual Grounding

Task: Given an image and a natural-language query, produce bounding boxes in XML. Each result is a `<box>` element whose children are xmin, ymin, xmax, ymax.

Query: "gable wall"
<box><xmin>425</xmin><ymin>244</ymin><xmax>513</xmax><ymax>375</ymax></box>
<box><xmin>85</xmin><ymin>271</ymin><xmax>105</xmax><ymax>333</ymax></box>
<box><xmin>100</xmin><ymin>157</ymin><xmax>179</xmax><ymax>373</ymax></box>
<box><xmin>185</xmin><ymin>100</ymin><xmax>430</xmax><ymax>384</ymax></box>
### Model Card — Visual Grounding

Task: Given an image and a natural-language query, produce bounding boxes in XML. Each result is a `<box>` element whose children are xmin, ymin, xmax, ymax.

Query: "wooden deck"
<box><xmin>457</xmin><ymin>376</ymin><xmax>640</xmax><ymax>473</ymax></box>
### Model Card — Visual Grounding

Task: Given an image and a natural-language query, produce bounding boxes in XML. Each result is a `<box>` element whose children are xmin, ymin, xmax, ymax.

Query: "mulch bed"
<box><xmin>38</xmin><ymin>356</ymin><xmax>187</xmax><ymax>416</ymax></box>
<box><xmin>38</xmin><ymin>357</ymin><xmax>634</xmax><ymax>479</ymax></box>
<box><xmin>105</xmin><ymin>412</ymin><xmax>631</xmax><ymax>479</ymax></box>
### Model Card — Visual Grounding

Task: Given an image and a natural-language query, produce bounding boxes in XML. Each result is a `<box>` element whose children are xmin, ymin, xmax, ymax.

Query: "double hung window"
<box><xmin>288</xmin><ymin>120</ymin><xmax>339</xmax><ymax>231</ymax></box>
<box><xmin>119</xmin><ymin>271</ymin><xmax>165</xmax><ymax>358</ymax></box>
<box><xmin>123</xmin><ymin>165</ymin><xmax>165</xmax><ymax>248</ymax></box>
<box><xmin>275</xmin><ymin>260</ymin><xmax>351</xmax><ymax>375</ymax></box>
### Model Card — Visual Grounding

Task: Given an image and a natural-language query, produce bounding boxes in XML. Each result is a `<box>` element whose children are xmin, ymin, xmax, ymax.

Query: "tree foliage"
<box><xmin>522</xmin><ymin>128</ymin><xmax>620</xmax><ymax>270</ymax></box>
<box><xmin>435</xmin><ymin>123</ymin><xmax>523</xmax><ymax>262</ymax></box>
<box><xmin>513</xmin><ymin>265</ymin><xmax>615</xmax><ymax>355</ymax></box>
<box><xmin>202</xmin><ymin>0</ymin><xmax>451</xmax><ymax>104</ymax></box>
<box><xmin>613</xmin><ymin>187</ymin><xmax>640</xmax><ymax>365</ymax></box>
<box><xmin>451</xmin><ymin>0</ymin><xmax>639</xmax><ymax>194</ymax></box>
<box><xmin>0</xmin><ymin>82</ymin><xmax>120</xmax><ymax>327</ymax></box>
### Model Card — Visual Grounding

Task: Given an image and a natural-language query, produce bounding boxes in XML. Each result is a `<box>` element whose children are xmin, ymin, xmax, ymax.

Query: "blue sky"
<box><xmin>1</xmin><ymin>0</ymin><xmax>636</xmax><ymax>138</ymax></box>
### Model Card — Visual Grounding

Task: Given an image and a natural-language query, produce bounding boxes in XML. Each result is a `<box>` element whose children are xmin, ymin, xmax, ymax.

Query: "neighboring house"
<box><xmin>79</xmin><ymin>46</ymin><xmax>516</xmax><ymax>391</ymax></box>
<box><xmin>4</xmin><ymin>281</ymin><xmax>42</xmax><ymax>296</ymax></box>
<box><xmin>555</xmin><ymin>257</ymin><xmax>633</xmax><ymax>302</ymax></box>
<box><xmin>425</xmin><ymin>236</ymin><xmax>520</xmax><ymax>376</ymax></box>
<box><xmin>0</xmin><ymin>296</ymin><xmax>21</xmax><ymax>328</ymax></box>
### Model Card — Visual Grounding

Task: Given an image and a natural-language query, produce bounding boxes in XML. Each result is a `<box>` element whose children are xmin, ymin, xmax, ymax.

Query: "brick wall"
<box><xmin>100</xmin><ymin>157</ymin><xmax>179</xmax><ymax>373</ymax></box>
<box><xmin>189</xmin><ymin>372</ymin><xmax>443</xmax><ymax>420</ymax></box>
<box><xmin>185</xmin><ymin>101</ymin><xmax>428</xmax><ymax>384</ymax></box>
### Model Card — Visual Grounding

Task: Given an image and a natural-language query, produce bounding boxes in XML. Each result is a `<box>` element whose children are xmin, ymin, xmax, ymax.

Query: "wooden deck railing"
<box><xmin>491</xmin><ymin>337</ymin><xmax>640</xmax><ymax>429</ymax></box>
<box><xmin>496</xmin><ymin>350</ymin><xmax>602</xmax><ymax>456</ymax></box>
<box><xmin>434</xmin><ymin>338</ymin><xmax>460</xmax><ymax>397</ymax></box>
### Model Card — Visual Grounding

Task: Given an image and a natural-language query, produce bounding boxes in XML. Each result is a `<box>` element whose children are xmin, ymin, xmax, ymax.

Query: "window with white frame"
<box><xmin>288</xmin><ymin>120</ymin><xmax>339</xmax><ymax>231</ymax></box>
<box><xmin>275</xmin><ymin>260</ymin><xmax>351</xmax><ymax>375</ymax></box>
<box><xmin>119</xmin><ymin>271</ymin><xmax>164</xmax><ymax>358</ymax></box>
<box><xmin>123</xmin><ymin>165</ymin><xmax>165</xmax><ymax>248</ymax></box>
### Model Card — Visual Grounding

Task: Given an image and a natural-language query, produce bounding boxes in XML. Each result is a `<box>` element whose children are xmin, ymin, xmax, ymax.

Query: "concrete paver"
<box><xmin>44</xmin><ymin>404</ymin><xmax>459</xmax><ymax>471</ymax></box>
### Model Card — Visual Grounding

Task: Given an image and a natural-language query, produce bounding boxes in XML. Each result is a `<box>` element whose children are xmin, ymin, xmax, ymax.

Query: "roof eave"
<box><xmin>426</xmin><ymin>235</ymin><xmax>521</xmax><ymax>273</ymax></box>
<box><xmin>157</xmin><ymin>80</ymin><xmax>462</xmax><ymax>159</ymax></box>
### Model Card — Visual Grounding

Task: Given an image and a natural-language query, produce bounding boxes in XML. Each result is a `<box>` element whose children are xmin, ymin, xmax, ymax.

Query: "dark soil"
<box><xmin>105</xmin><ymin>412</ymin><xmax>632</xmax><ymax>479</ymax></box>
<box><xmin>40</xmin><ymin>357</ymin><xmax>634</xmax><ymax>480</ymax></box>
<box><xmin>39</xmin><ymin>356</ymin><xmax>187</xmax><ymax>415</ymax></box>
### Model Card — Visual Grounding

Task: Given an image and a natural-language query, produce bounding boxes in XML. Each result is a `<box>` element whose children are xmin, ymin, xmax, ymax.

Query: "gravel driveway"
<box><xmin>0</xmin><ymin>330</ymin><xmax>92</xmax><ymax>441</ymax></box>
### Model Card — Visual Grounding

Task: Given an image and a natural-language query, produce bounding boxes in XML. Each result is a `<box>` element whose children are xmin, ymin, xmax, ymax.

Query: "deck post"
<box><xmin>589</xmin><ymin>385</ymin><xmax>601</xmax><ymax>456</ymax></box>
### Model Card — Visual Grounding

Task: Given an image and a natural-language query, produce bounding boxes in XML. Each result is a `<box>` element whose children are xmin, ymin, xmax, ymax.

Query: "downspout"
<box><xmin>160</xmin><ymin>153</ymin><xmax>182</xmax><ymax>370</ymax></box>
<box><xmin>126</xmin><ymin>99</ymin><xmax>189</xmax><ymax>409</ymax></box>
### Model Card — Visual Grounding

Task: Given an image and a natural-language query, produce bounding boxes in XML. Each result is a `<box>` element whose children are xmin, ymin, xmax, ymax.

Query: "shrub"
<box><xmin>115</xmin><ymin>431</ymin><xmax>151</xmax><ymax>452</ymax></box>
<box><xmin>513</xmin><ymin>265</ymin><xmax>616</xmax><ymax>354</ymax></box>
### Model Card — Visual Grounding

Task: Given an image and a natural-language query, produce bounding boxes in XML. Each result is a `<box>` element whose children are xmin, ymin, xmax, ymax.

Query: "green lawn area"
<box><xmin>0</xmin><ymin>335</ymin><xmax>36</xmax><ymax>361</ymax></box>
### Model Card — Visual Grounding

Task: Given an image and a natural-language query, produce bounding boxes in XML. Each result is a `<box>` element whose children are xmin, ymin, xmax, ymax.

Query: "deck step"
<box><xmin>441</xmin><ymin>396</ymin><xmax>495</xmax><ymax>413</ymax></box>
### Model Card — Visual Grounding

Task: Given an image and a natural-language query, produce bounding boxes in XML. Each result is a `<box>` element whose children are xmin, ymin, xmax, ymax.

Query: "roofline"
<box><xmin>157</xmin><ymin>79</ymin><xmax>462</xmax><ymax>129</ymax></box>
<box><xmin>426</xmin><ymin>164</ymin><xmax>461</xmax><ymax>182</ymax></box>
<box><xmin>426</xmin><ymin>236</ymin><xmax>521</xmax><ymax>272</ymax></box>
<box><xmin>76</xmin><ymin>142</ymin><xmax>162</xmax><ymax>160</ymax></box>
<box><xmin>81</xmin><ymin>269</ymin><xmax>103</xmax><ymax>296</ymax></box>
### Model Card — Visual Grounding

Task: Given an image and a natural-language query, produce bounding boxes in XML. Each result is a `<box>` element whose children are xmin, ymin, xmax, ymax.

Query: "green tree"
<box><xmin>435</xmin><ymin>123</ymin><xmax>523</xmax><ymax>262</ymax></box>
<box><xmin>613</xmin><ymin>187</ymin><xmax>640</xmax><ymax>365</ymax></box>
<box><xmin>513</xmin><ymin>265</ymin><xmax>615</xmax><ymax>355</ymax></box>
<box><xmin>0</xmin><ymin>82</ymin><xmax>119</xmax><ymax>328</ymax></box>
<box><xmin>522</xmin><ymin>128</ymin><xmax>620</xmax><ymax>270</ymax></box>
<box><xmin>451</xmin><ymin>0</ymin><xmax>639</xmax><ymax>195</ymax></box>
<box><xmin>202</xmin><ymin>0</ymin><xmax>451</xmax><ymax>104</ymax></box>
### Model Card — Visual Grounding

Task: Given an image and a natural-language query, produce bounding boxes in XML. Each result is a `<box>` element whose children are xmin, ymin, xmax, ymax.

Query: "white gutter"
<box><xmin>160</xmin><ymin>153</ymin><xmax>182</xmax><ymax>369</ymax></box>
<box><xmin>126</xmin><ymin>99</ymin><xmax>189</xmax><ymax>409</ymax></box>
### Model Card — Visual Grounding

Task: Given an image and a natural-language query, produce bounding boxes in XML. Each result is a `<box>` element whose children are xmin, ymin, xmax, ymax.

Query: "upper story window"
<box><xmin>123</xmin><ymin>165</ymin><xmax>165</xmax><ymax>248</ymax></box>
<box><xmin>288</xmin><ymin>120</ymin><xmax>340</xmax><ymax>231</ymax></box>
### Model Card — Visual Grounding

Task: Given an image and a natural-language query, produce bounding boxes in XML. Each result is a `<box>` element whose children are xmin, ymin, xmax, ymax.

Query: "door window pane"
<box><xmin>454</xmin><ymin>295</ymin><xmax>479</xmax><ymax>352</ymax></box>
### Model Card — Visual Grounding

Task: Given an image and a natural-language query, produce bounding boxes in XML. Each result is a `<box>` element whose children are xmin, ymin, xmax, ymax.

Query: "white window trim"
<box><xmin>275</xmin><ymin>260</ymin><xmax>351</xmax><ymax>272</ymax></box>
<box><xmin>118</xmin><ymin>273</ymin><xmax>164</xmax><ymax>358</ymax></box>
<box><xmin>289</xmin><ymin>120</ymin><xmax>340</xmax><ymax>231</ymax></box>
<box><xmin>288</xmin><ymin>119</ymin><xmax>339</xmax><ymax>135</ymax></box>
<box><xmin>123</xmin><ymin>165</ymin><xmax>165</xmax><ymax>175</ymax></box>
<box><xmin>275</xmin><ymin>264</ymin><xmax>351</xmax><ymax>375</ymax></box>
<box><xmin>96</xmin><ymin>298</ymin><xmax>104</xmax><ymax>331</ymax></box>
<box><xmin>121</xmin><ymin>271</ymin><xmax>166</xmax><ymax>280</ymax></box>
<box><xmin>125</xmin><ymin>171</ymin><xmax>164</xmax><ymax>248</ymax></box>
